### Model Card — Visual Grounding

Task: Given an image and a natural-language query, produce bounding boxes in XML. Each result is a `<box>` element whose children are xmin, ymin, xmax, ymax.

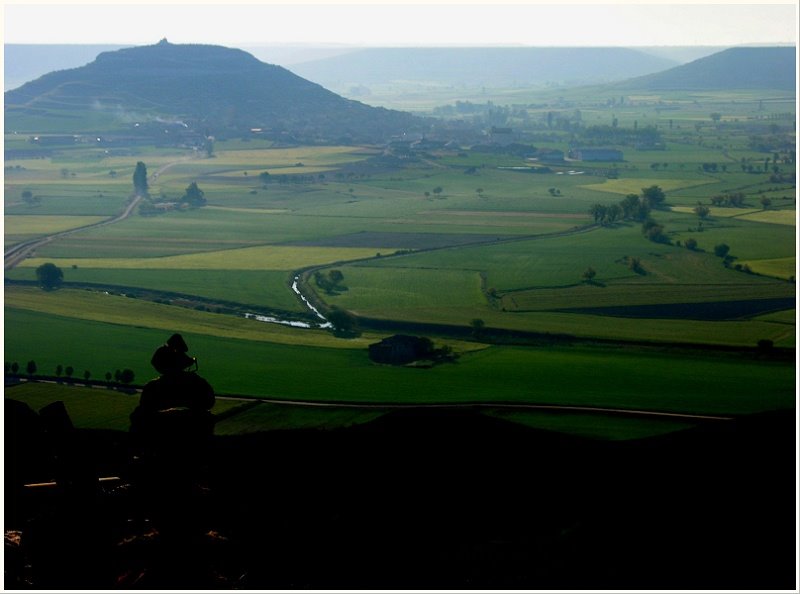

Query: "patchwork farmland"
<box><xmin>4</xmin><ymin>87</ymin><xmax>796</xmax><ymax>440</ymax></box>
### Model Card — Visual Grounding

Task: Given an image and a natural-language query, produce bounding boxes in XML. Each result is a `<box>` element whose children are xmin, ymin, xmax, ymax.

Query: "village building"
<box><xmin>568</xmin><ymin>147</ymin><xmax>624</xmax><ymax>162</ymax></box>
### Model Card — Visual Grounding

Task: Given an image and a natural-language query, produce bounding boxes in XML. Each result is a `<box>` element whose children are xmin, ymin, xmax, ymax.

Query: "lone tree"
<box><xmin>693</xmin><ymin>204</ymin><xmax>711</xmax><ymax>219</ymax></box>
<box><xmin>119</xmin><ymin>369</ymin><xmax>135</xmax><ymax>385</ymax></box>
<box><xmin>714</xmin><ymin>243</ymin><xmax>731</xmax><ymax>258</ymax></box>
<box><xmin>582</xmin><ymin>267</ymin><xmax>597</xmax><ymax>282</ymax></box>
<box><xmin>133</xmin><ymin>161</ymin><xmax>149</xmax><ymax>196</ymax></box>
<box><xmin>21</xmin><ymin>190</ymin><xmax>40</xmax><ymax>206</ymax></box>
<box><xmin>470</xmin><ymin>318</ymin><xmax>486</xmax><ymax>339</ymax></box>
<box><xmin>26</xmin><ymin>360</ymin><xmax>37</xmax><ymax>377</ymax></box>
<box><xmin>642</xmin><ymin>219</ymin><xmax>669</xmax><ymax>244</ymax></box>
<box><xmin>641</xmin><ymin>185</ymin><xmax>666</xmax><ymax>207</ymax></box>
<box><xmin>182</xmin><ymin>182</ymin><xmax>207</xmax><ymax>207</ymax></box>
<box><xmin>35</xmin><ymin>262</ymin><xmax>63</xmax><ymax>290</ymax></box>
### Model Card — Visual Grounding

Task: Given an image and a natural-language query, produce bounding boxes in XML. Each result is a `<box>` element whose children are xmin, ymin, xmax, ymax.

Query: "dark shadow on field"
<box><xmin>5</xmin><ymin>403</ymin><xmax>796</xmax><ymax>589</ymax></box>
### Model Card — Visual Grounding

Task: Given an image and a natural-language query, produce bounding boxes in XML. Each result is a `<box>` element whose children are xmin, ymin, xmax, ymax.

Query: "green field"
<box><xmin>5</xmin><ymin>86</ymin><xmax>795</xmax><ymax>437</ymax></box>
<box><xmin>5</xmin><ymin>308</ymin><xmax>794</xmax><ymax>416</ymax></box>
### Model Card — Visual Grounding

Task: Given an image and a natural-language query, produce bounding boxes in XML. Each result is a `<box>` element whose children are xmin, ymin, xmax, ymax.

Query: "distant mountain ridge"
<box><xmin>289</xmin><ymin>47</ymin><xmax>680</xmax><ymax>89</ymax></box>
<box><xmin>4</xmin><ymin>40</ymin><xmax>420</xmax><ymax>142</ymax></box>
<box><xmin>616</xmin><ymin>46</ymin><xmax>796</xmax><ymax>91</ymax></box>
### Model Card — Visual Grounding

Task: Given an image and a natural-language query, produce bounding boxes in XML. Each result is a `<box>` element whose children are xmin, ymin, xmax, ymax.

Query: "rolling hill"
<box><xmin>3</xmin><ymin>40</ymin><xmax>421</xmax><ymax>142</ymax></box>
<box><xmin>289</xmin><ymin>47</ymin><xmax>680</xmax><ymax>90</ymax></box>
<box><xmin>616</xmin><ymin>46</ymin><xmax>796</xmax><ymax>91</ymax></box>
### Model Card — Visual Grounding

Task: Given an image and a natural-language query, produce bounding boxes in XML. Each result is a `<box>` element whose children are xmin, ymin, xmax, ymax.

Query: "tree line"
<box><xmin>5</xmin><ymin>361</ymin><xmax>136</xmax><ymax>386</ymax></box>
<box><xmin>588</xmin><ymin>184</ymin><xmax>666</xmax><ymax>227</ymax></box>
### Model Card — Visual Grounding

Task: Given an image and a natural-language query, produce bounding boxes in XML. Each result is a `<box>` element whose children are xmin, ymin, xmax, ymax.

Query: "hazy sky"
<box><xmin>3</xmin><ymin>1</ymin><xmax>797</xmax><ymax>47</ymax></box>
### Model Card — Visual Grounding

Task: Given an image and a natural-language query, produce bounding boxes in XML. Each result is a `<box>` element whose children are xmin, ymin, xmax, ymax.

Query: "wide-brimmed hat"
<box><xmin>151</xmin><ymin>334</ymin><xmax>195</xmax><ymax>373</ymax></box>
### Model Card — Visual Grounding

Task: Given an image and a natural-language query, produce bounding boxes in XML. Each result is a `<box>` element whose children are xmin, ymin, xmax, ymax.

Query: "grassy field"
<box><xmin>5</xmin><ymin>86</ymin><xmax>795</xmax><ymax>436</ymax></box>
<box><xmin>4</xmin><ymin>288</ymin><xmax>382</xmax><ymax>349</ymax></box>
<box><xmin>18</xmin><ymin>245</ymin><xmax>397</xmax><ymax>271</ymax></box>
<box><xmin>6</xmin><ymin>267</ymin><xmax>305</xmax><ymax>312</ymax></box>
<box><xmin>5</xmin><ymin>308</ymin><xmax>794</xmax><ymax>415</ymax></box>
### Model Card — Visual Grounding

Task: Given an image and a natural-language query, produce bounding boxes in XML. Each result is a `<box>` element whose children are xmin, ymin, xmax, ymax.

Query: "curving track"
<box><xmin>4</xmin><ymin>158</ymin><xmax>190</xmax><ymax>270</ymax></box>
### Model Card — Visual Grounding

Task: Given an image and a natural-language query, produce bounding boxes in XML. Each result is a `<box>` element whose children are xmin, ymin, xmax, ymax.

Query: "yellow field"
<box><xmin>204</xmin><ymin>146</ymin><xmax>375</xmax><ymax>167</ymax></box>
<box><xmin>738</xmin><ymin>257</ymin><xmax>797</xmax><ymax>280</ymax></box>
<box><xmin>4</xmin><ymin>215</ymin><xmax>106</xmax><ymax>234</ymax></box>
<box><xmin>581</xmin><ymin>178</ymin><xmax>715</xmax><ymax>195</ymax></box>
<box><xmin>204</xmin><ymin>206</ymin><xmax>290</xmax><ymax>214</ymax></box>
<box><xmin>669</xmin><ymin>206</ymin><xmax>762</xmax><ymax>218</ymax></box>
<box><xmin>211</xmin><ymin>166</ymin><xmax>337</xmax><ymax>177</ymax></box>
<box><xmin>19</xmin><ymin>245</ymin><xmax>398</xmax><ymax>271</ymax></box>
<box><xmin>736</xmin><ymin>209</ymin><xmax>797</xmax><ymax>226</ymax></box>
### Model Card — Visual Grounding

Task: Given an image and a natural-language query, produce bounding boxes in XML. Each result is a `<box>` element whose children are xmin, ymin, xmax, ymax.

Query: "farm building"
<box><xmin>569</xmin><ymin>148</ymin><xmax>623</xmax><ymax>162</ymax></box>
<box><xmin>529</xmin><ymin>148</ymin><xmax>565</xmax><ymax>162</ymax></box>
<box><xmin>488</xmin><ymin>126</ymin><xmax>516</xmax><ymax>146</ymax></box>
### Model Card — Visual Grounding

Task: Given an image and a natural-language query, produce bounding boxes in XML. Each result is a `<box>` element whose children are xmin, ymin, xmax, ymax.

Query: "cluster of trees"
<box><xmin>181</xmin><ymin>182</ymin><xmax>206</xmax><ymax>207</ymax></box>
<box><xmin>709</xmin><ymin>191</ymin><xmax>774</xmax><ymax>210</ymax></box>
<box><xmin>35</xmin><ymin>263</ymin><xmax>63</xmax><ymax>290</ymax></box>
<box><xmin>700</xmin><ymin>162</ymin><xmax>727</xmax><ymax>173</ymax></box>
<box><xmin>134</xmin><ymin>162</ymin><xmax>206</xmax><ymax>214</ymax></box>
<box><xmin>620</xmin><ymin>255</ymin><xmax>645</xmax><ymax>275</ymax></box>
<box><xmin>642</xmin><ymin>218</ymin><xmax>669</xmax><ymax>244</ymax></box>
<box><xmin>693</xmin><ymin>204</ymin><xmax>711</xmax><ymax>219</ymax></box>
<box><xmin>259</xmin><ymin>171</ymin><xmax>325</xmax><ymax>185</ymax></box>
<box><xmin>589</xmin><ymin>185</ymin><xmax>666</xmax><ymax>226</ymax></box>
<box><xmin>326</xmin><ymin>306</ymin><xmax>359</xmax><ymax>336</ymax></box>
<box><xmin>139</xmin><ymin>181</ymin><xmax>207</xmax><ymax>215</ymax></box>
<box><xmin>5</xmin><ymin>361</ymin><xmax>135</xmax><ymax>385</ymax></box>
<box><xmin>578</xmin><ymin>124</ymin><xmax>662</xmax><ymax>148</ymax></box>
<box><xmin>314</xmin><ymin>270</ymin><xmax>346</xmax><ymax>295</ymax></box>
<box><xmin>433</xmin><ymin>100</ymin><xmax>504</xmax><ymax>116</ymax></box>
<box><xmin>21</xmin><ymin>189</ymin><xmax>41</xmax><ymax>206</ymax></box>
<box><xmin>424</xmin><ymin>187</ymin><xmax>444</xmax><ymax>199</ymax></box>
<box><xmin>710</xmin><ymin>192</ymin><xmax>746</xmax><ymax>207</ymax></box>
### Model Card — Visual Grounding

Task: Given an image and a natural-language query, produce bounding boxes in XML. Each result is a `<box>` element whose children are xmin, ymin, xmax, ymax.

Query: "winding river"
<box><xmin>244</xmin><ymin>275</ymin><xmax>332</xmax><ymax>330</ymax></box>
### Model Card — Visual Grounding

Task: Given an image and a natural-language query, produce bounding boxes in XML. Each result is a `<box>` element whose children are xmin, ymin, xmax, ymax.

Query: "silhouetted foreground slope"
<box><xmin>4</xmin><ymin>405</ymin><xmax>796</xmax><ymax>589</ymax></box>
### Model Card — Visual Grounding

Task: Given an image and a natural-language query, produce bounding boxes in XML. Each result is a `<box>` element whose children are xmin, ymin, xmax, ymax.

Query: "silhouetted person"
<box><xmin>129</xmin><ymin>334</ymin><xmax>216</xmax><ymax>549</ymax></box>
<box><xmin>131</xmin><ymin>333</ymin><xmax>215</xmax><ymax>449</ymax></box>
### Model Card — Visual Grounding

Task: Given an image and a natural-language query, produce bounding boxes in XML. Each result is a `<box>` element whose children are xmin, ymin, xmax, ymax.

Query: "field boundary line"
<box><xmin>214</xmin><ymin>394</ymin><xmax>735</xmax><ymax>422</ymax></box>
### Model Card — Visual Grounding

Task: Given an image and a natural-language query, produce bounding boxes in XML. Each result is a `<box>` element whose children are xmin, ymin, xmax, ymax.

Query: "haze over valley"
<box><xmin>3</xmin><ymin>6</ymin><xmax>797</xmax><ymax>587</ymax></box>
